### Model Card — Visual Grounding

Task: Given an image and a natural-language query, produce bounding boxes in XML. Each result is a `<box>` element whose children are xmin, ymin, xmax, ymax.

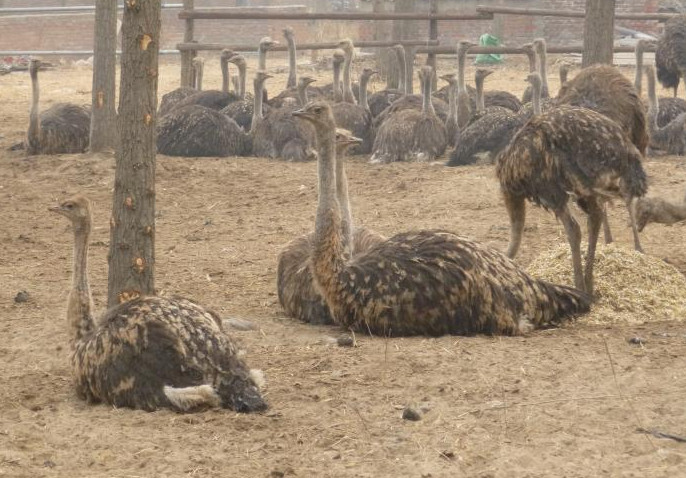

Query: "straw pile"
<box><xmin>527</xmin><ymin>243</ymin><xmax>686</xmax><ymax>325</ymax></box>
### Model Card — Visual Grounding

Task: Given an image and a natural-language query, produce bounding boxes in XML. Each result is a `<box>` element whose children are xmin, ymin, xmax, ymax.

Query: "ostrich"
<box><xmin>520</xmin><ymin>43</ymin><xmax>537</xmax><ymax>103</ymax></box>
<box><xmin>655</xmin><ymin>15</ymin><xmax>686</xmax><ymax>97</ymax></box>
<box><xmin>292</xmin><ymin>101</ymin><xmax>590</xmax><ymax>336</ymax></box>
<box><xmin>371</xmin><ymin>66</ymin><xmax>447</xmax><ymax>163</ymax></box>
<box><xmin>468</xmin><ymin>68</ymin><xmax>512</xmax><ymax>124</ymax></box>
<box><xmin>558</xmin><ymin>63</ymin><xmax>571</xmax><ymax>92</ymax></box>
<box><xmin>440</xmin><ymin>73</ymin><xmax>459</xmax><ymax>147</ymax></box>
<box><xmin>159</xmin><ymin>56</ymin><xmax>205</xmax><ymax>117</ymax></box>
<box><xmin>367</xmin><ymin>45</ymin><xmax>406</xmax><ymax>118</ymax></box>
<box><xmin>48</xmin><ymin>195</ymin><xmax>267</xmax><ymax>412</ymax></box>
<box><xmin>338</xmin><ymin>38</ymin><xmax>357</xmax><ymax>104</ymax></box>
<box><xmin>332</xmin><ymin>67</ymin><xmax>376</xmax><ymax>155</ymax></box>
<box><xmin>332</xmin><ymin>49</ymin><xmax>346</xmax><ymax>102</ymax></box>
<box><xmin>220</xmin><ymin>55</ymin><xmax>270</xmax><ymax>131</ymax></box>
<box><xmin>26</xmin><ymin>59</ymin><xmax>90</xmax><ymax>155</ymax></box>
<box><xmin>633</xmin><ymin>192</ymin><xmax>686</xmax><ymax>231</ymax></box>
<box><xmin>635</xmin><ymin>39</ymin><xmax>686</xmax><ymax>127</ymax></box>
<box><xmin>171</xmin><ymin>49</ymin><xmax>241</xmax><ymax>112</ymax></box>
<box><xmin>252</xmin><ymin>74</ymin><xmax>317</xmax><ymax>161</ymax></box>
<box><xmin>522</xmin><ymin>40</ymin><xmax>551</xmax><ymax>104</ymax></box>
<box><xmin>456</xmin><ymin>40</ymin><xmax>474</xmax><ymax>129</ymax></box>
<box><xmin>284</xmin><ymin>26</ymin><xmax>297</xmax><ymax>89</ymax></box>
<box><xmin>277</xmin><ymin>129</ymin><xmax>385</xmax><ymax>324</ymax></box>
<box><xmin>645</xmin><ymin>64</ymin><xmax>686</xmax><ymax>155</ymax></box>
<box><xmin>496</xmin><ymin>72</ymin><xmax>647</xmax><ymax>294</ymax></box>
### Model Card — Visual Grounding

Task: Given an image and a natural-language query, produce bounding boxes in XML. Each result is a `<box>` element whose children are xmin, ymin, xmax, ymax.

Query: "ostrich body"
<box><xmin>655</xmin><ymin>15</ymin><xmax>686</xmax><ymax>97</ymax></box>
<box><xmin>277</xmin><ymin>129</ymin><xmax>385</xmax><ymax>324</ymax></box>
<box><xmin>371</xmin><ymin>66</ymin><xmax>447</xmax><ymax>163</ymax></box>
<box><xmin>170</xmin><ymin>50</ymin><xmax>241</xmax><ymax>112</ymax></box>
<box><xmin>367</xmin><ymin>45</ymin><xmax>406</xmax><ymax>118</ymax></box>
<box><xmin>252</xmin><ymin>75</ymin><xmax>317</xmax><ymax>161</ymax></box>
<box><xmin>633</xmin><ymin>193</ymin><xmax>686</xmax><ymax>231</ymax></box>
<box><xmin>26</xmin><ymin>59</ymin><xmax>90</xmax><ymax>155</ymax></box>
<box><xmin>220</xmin><ymin>55</ymin><xmax>271</xmax><ymax>131</ymax></box>
<box><xmin>332</xmin><ymin>67</ymin><xmax>376</xmax><ymax>155</ymax></box>
<box><xmin>292</xmin><ymin>102</ymin><xmax>590</xmax><ymax>336</ymax></box>
<box><xmin>557</xmin><ymin>64</ymin><xmax>648</xmax><ymax>155</ymax></box>
<box><xmin>645</xmin><ymin>64</ymin><xmax>686</xmax><ymax>155</ymax></box>
<box><xmin>159</xmin><ymin>56</ymin><xmax>204</xmax><ymax>117</ymax></box>
<box><xmin>635</xmin><ymin>39</ymin><xmax>686</xmax><ymax>128</ymax></box>
<box><xmin>496</xmin><ymin>73</ymin><xmax>647</xmax><ymax>294</ymax></box>
<box><xmin>49</xmin><ymin>195</ymin><xmax>267</xmax><ymax>412</ymax></box>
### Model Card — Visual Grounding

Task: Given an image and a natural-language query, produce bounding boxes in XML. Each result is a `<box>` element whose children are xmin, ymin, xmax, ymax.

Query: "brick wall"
<box><xmin>0</xmin><ymin>0</ymin><xmax>665</xmax><ymax>54</ymax></box>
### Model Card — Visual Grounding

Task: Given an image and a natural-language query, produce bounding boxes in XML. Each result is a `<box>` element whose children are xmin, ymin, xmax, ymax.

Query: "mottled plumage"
<box><xmin>332</xmin><ymin>68</ymin><xmax>376</xmax><ymax>154</ymax></box>
<box><xmin>372</xmin><ymin>94</ymin><xmax>449</xmax><ymax>129</ymax></box>
<box><xmin>49</xmin><ymin>195</ymin><xmax>266</xmax><ymax>413</ymax></box>
<box><xmin>26</xmin><ymin>59</ymin><xmax>90</xmax><ymax>155</ymax></box>
<box><xmin>157</xmin><ymin>105</ymin><xmax>248</xmax><ymax>157</ymax></box>
<box><xmin>293</xmin><ymin>102</ymin><xmax>590</xmax><ymax>336</ymax></box>
<box><xmin>645</xmin><ymin>65</ymin><xmax>686</xmax><ymax>155</ymax></box>
<box><xmin>656</xmin><ymin>15</ymin><xmax>686</xmax><ymax>96</ymax></box>
<box><xmin>158</xmin><ymin>57</ymin><xmax>204</xmax><ymax>117</ymax></box>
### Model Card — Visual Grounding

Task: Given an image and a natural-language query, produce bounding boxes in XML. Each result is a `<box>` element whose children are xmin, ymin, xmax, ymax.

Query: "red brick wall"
<box><xmin>0</xmin><ymin>0</ymin><xmax>665</xmax><ymax>54</ymax></box>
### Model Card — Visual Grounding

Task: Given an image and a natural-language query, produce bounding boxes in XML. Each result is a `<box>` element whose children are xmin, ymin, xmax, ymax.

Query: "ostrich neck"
<box><xmin>359</xmin><ymin>74</ymin><xmax>370</xmax><ymax>112</ymax></box>
<box><xmin>475</xmin><ymin>77</ymin><xmax>485</xmax><ymax>112</ymax></box>
<box><xmin>422</xmin><ymin>74</ymin><xmax>435</xmax><ymax>115</ymax></box>
<box><xmin>297</xmin><ymin>84</ymin><xmax>309</xmax><ymax>106</ymax></box>
<box><xmin>312</xmin><ymin>128</ymin><xmax>345</xmax><ymax>307</ymax></box>
<box><xmin>195</xmin><ymin>64</ymin><xmax>204</xmax><ymax>91</ymax></box>
<box><xmin>646</xmin><ymin>69</ymin><xmax>660</xmax><ymax>128</ymax></box>
<box><xmin>532</xmin><ymin>81</ymin><xmax>542</xmax><ymax>116</ymax></box>
<box><xmin>258</xmin><ymin>47</ymin><xmax>267</xmax><ymax>71</ymax></box>
<box><xmin>221</xmin><ymin>58</ymin><xmax>230</xmax><ymax>93</ymax></box>
<box><xmin>396</xmin><ymin>50</ymin><xmax>406</xmax><ymax>94</ymax></box>
<box><xmin>457</xmin><ymin>50</ymin><xmax>468</xmax><ymax>94</ymax></box>
<box><xmin>28</xmin><ymin>67</ymin><xmax>41</xmax><ymax>149</ymax></box>
<box><xmin>68</xmin><ymin>222</ymin><xmax>95</xmax><ymax>346</ymax></box>
<box><xmin>252</xmin><ymin>79</ymin><xmax>264</xmax><ymax>132</ymax></box>
<box><xmin>538</xmin><ymin>50</ymin><xmax>549</xmax><ymax>94</ymax></box>
<box><xmin>335</xmin><ymin>145</ymin><xmax>353</xmax><ymax>259</ymax></box>
<box><xmin>343</xmin><ymin>49</ymin><xmax>355</xmax><ymax>104</ymax></box>
<box><xmin>634</xmin><ymin>48</ymin><xmax>643</xmax><ymax>95</ymax></box>
<box><xmin>286</xmin><ymin>36</ymin><xmax>297</xmax><ymax>89</ymax></box>
<box><xmin>559</xmin><ymin>69</ymin><xmax>568</xmax><ymax>87</ymax></box>
<box><xmin>526</xmin><ymin>52</ymin><xmax>536</xmax><ymax>73</ymax></box>
<box><xmin>238</xmin><ymin>64</ymin><xmax>246</xmax><ymax>100</ymax></box>
<box><xmin>447</xmin><ymin>82</ymin><xmax>457</xmax><ymax>121</ymax></box>
<box><xmin>333</xmin><ymin>62</ymin><xmax>343</xmax><ymax>102</ymax></box>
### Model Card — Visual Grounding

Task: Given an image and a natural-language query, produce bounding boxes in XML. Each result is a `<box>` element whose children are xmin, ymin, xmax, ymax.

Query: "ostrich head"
<box><xmin>521</xmin><ymin>43</ymin><xmax>534</xmax><ymax>54</ymax></box>
<box><xmin>283</xmin><ymin>26</ymin><xmax>295</xmax><ymax>40</ymax></box>
<box><xmin>439</xmin><ymin>72</ymin><xmax>457</xmax><ymax>85</ymax></box>
<box><xmin>361</xmin><ymin>68</ymin><xmax>377</xmax><ymax>81</ymax></box>
<box><xmin>333</xmin><ymin>49</ymin><xmax>346</xmax><ymax>65</ymax></box>
<box><xmin>228</xmin><ymin>54</ymin><xmax>246</xmax><ymax>68</ymax></box>
<box><xmin>526</xmin><ymin>72</ymin><xmax>542</xmax><ymax>90</ymax></box>
<box><xmin>636</xmin><ymin>38</ymin><xmax>657</xmax><ymax>53</ymax></box>
<box><xmin>220</xmin><ymin>49</ymin><xmax>236</xmax><ymax>61</ymax></box>
<box><xmin>259</xmin><ymin>37</ymin><xmax>279</xmax><ymax>51</ymax></box>
<box><xmin>335</xmin><ymin>128</ymin><xmax>363</xmax><ymax>148</ymax></box>
<box><xmin>48</xmin><ymin>195</ymin><xmax>91</xmax><ymax>228</ymax></box>
<box><xmin>475</xmin><ymin>68</ymin><xmax>494</xmax><ymax>81</ymax></box>
<box><xmin>337</xmin><ymin>38</ymin><xmax>355</xmax><ymax>54</ymax></box>
<box><xmin>29</xmin><ymin>58</ymin><xmax>42</xmax><ymax>75</ymax></box>
<box><xmin>293</xmin><ymin>101</ymin><xmax>336</xmax><ymax>136</ymax></box>
<box><xmin>255</xmin><ymin>70</ymin><xmax>273</xmax><ymax>83</ymax></box>
<box><xmin>299</xmin><ymin>76</ymin><xmax>317</xmax><ymax>88</ymax></box>
<box><xmin>533</xmin><ymin>38</ymin><xmax>547</xmax><ymax>54</ymax></box>
<box><xmin>418</xmin><ymin>65</ymin><xmax>434</xmax><ymax>84</ymax></box>
<box><xmin>457</xmin><ymin>40</ymin><xmax>476</xmax><ymax>54</ymax></box>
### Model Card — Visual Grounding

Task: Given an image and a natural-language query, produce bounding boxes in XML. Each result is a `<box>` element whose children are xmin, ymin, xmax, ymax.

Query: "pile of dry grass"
<box><xmin>527</xmin><ymin>243</ymin><xmax>686</xmax><ymax>325</ymax></box>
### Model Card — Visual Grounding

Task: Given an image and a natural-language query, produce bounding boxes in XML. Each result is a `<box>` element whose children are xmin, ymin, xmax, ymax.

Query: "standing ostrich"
<box><xmin>252</xmin><ymin>74</ymin><xmax>318</xmax><ymax>161</ymax></box>
<box><xmin>277</xmin><ymin>129</ymin><xmax>385</xmax><ymax>324</ymax></box>
<box><xmin>220</xmin><ymin>55</ymin><xmax>270</xmax><ymax>131</ymax></box>
<box><xmin>49</xmin><ymin>195</ymin><xmax>267</xmax><ymax>412</ymax></box>
<box><xmin>496</xmin><ymin>73</ymin><xmax>647</xmax><ymax>294</ymax></box>
<box><xmin>26</xmin><ymin>59</ymin><xmax>90</xmax><ymax>155</ymax></box>
<box><xmin>370</xmin><ymin>66</ymin><xmax>447</xmax><ymax>163</ymax></box>
<box><xmin>292</xmin><ymin>101</ymin><xmax>590</xmax><ymax>336</ymax></box>
<box><xmin>159</xmin><ymin>56</ymin><xmax>204</xmax><ymax>117</ymax></box>
<box><xmin>635</xmin><ymin>39</ymin><xmax>686</xmax><ymax>127</ymax></box>
<box><xmin>332</xmin><ymin>67</ymin><xmax>376</xmax><ymax>155</ymax></box>
<box><xmin>645</xmin><ymin>65</ymin><xmax>686</xmax><ymax>155</ymax></box>
<box><xmin>655</xmin><ymin>15</ymin><xmax>686</xmax><ymax>97</ymax></box>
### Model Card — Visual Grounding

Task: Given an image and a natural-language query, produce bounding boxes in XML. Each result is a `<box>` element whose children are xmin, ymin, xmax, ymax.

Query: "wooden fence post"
<box><xmin>180</xmin><ymin>0</ymin><xmax>195</xmax><ymax>87</ymax></box>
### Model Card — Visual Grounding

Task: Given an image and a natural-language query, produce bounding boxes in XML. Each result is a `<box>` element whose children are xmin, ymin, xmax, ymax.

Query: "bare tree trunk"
<box><xmin>107</xmin><ymin>0</ymin><xmax>161</xmax><ymax>307</ymax></box>
<box><xmin>89</xmin><ymin>0</ymin><xmax>118</xmax><ymax>152</ymax></box>
<box><xmin>582</xmin><ymin>0</ymin><xmax>615</xmax><ymax>67</ymax></box>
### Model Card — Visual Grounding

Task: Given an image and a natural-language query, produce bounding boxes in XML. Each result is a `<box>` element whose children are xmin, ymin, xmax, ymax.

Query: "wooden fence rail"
<box><xmin>177</xmin><ymin>39</ymin><xmax>439</xmax><ymax>52</ymax></box>
<box><xmin>475</xmin><ymin>5</ymin><xmax>679</xmax><ymax>21</ymax></box>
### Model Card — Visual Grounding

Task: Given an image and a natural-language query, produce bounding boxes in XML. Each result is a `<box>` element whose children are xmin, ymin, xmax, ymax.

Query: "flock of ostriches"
<box><xmin>25</xmin><ymin>19</ymin><xmax>686</xmax><ymax>413</ymax></box>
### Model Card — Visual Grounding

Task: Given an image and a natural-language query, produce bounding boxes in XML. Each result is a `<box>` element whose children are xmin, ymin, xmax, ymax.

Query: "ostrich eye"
<box><xmin>313</xmin><ymin>107</ymin><xmax>322</xmax><ymax>113</ymax></box>
<box><xmin>64</xmin><ymin>203</ymin><xmax>73</xmax><ymax>210</ymax></box>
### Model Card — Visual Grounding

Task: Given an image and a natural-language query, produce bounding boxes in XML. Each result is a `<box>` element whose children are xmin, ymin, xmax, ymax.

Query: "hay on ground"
<box><xmin>527</xmin><ymin>243</ymin><xmax>686</xmax><ymax>325</ymax></box>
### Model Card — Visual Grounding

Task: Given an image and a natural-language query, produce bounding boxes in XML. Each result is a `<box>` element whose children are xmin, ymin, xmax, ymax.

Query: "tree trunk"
<box><xmin>89</xmin><ymin>0</ymin><xmax>119</xmax><ymax>152</ymax></box>
<box><xmin>582</xmin><ymin>0</ymin><xmax>615</xmax><ymax>67</ymax></box>
<box><xmin>107</xmin><ymin>0</ymin><xmax>161</xmax><ymax>307</ymax></box>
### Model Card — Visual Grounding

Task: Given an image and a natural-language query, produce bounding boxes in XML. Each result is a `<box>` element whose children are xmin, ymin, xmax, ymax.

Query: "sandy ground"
<box><xmin>1</xmin><ymin>54</ymin><xmax>686</xmax><ymax>478</ymax></box>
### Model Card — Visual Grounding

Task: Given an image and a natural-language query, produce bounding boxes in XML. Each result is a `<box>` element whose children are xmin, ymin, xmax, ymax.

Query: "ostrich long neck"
<box><xmin>396</xmin><ymin>49</ymin><xmax>407</xmax><ymax>94</ymax></box>
<box><xmin>297</xmin><ymin>82</ymin><xmax>309</xmax><ymax>106</ymax></box>
<box><xmin>343</xmin><ymin>48</ymin><xmax>355</xmax><ymax>104</ymax></box>
<box><xmin>252</xmin><ymin>78</ymin><xmax>265</xmax><ymax>132</ymax></box>
<box><xmin>68</xmin><ymin>220</ymin><xmax>95</xmax><ymax>345</ymax></box>
<box><xmin>195</xmin><ymin>62</ymin><xmax>204</xmax><ymax>90</ymax></box>
<box><xmin>446</xmin><ymin>81</ymin><xmax>457</xmax><ymax>123</ymax></box>
<box><xmin>475</xmin><ymin>75</ymin><xmax>486</xmax><ymax>112</ymax></box>
<box><xmin>537</xmin><ymin>47</ymin><xmax>549</xmax><ymax>96</ymax></box>
<box><xmin>634</xmin><ymin>45</ymin><xmax>643</xmax><ymax>95</ymax></box>
<box><xmin>237</xmin><ymin>63</ymin><xmax>247</xmax><ymax>100</ymax></box>
<box><xmin>312</xmin><ymin>123</ymin><xmax>345</xmax><ymax>305</ymax></box>
<box><xmin>359</xmin><ymin>74</ymin><xmax>370</xmax><ymax>112</ymax></box>
<box><xmin>333</xmin><ymin>61</ymin><xmax>343</xmax><ymax>103</ymax></box>
<box><xmin>258</xmin><ymin>46</ymin><xmax>267</xmax><ymax>71</ymax></box>
<box><xmin>457</xmin><ymin>48</ymin><xmax>468</xmax><ymax>95</ymax></box>
<box><xmin>28</xmin><ymin>65</ymin><xmax>41</xmax><ymax>149</ymax></box>
<box><xmin>335</xmin><ymin>144</ymin><xmax>353</xmax><ymax>259</ymax></box>
<box><xmin>526</xmin><ymin>50</ymin><xmax>536</xmax><ymax>73</ymax></box>
<box><xmin>532</xmin><ymin>79</ymin><xmax>542</xmax><ymax>116</ymax></box>
<box><xmin>286</xmin><ymin>35</ymin><xmax>297</xmax><ymax>89</ymax></box>
<box><xmin>422</xmin><ymin>73</ymin><xmax>435</xmax><ymax>115</ymax></box>
<box><xmin>646</xmin><ymin>68</ymin><xmax>660</xmax><ymax>129</ymax></box>
<box><xmin>221</xmin><ymin>57</ymin><xmax>230</xmax><ymax>93</ymax></box>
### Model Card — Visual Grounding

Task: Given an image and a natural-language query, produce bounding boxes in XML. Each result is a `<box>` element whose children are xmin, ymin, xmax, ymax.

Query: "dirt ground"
<box><xmin>1</xmin><ymin>53</ymin><xmax>686</xmax><ymax>478</ymax></box>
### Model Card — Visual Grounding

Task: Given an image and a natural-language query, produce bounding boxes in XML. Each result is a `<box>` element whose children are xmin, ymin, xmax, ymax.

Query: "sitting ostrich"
<box><xmin>49</xmin><ymin>195</ymin><xmax>267</xmax><ymax>412</ymax></box>
<box><xmin>277</xmin><ymin>129</ymin><xmax>385</xmax><ymax>324</ymax></box>
<box><xmin>370</xmin><ymin>66</ymin><xmax>447</xmax><ymax>163</ymax></box>
<box><xmin>26</xmin><ymin>59</ymin><xmax>90</xmax><ymax>155</ymax></box>
<box><xmin>655</xmin><ymin>15</ymin><xmax>686</xmax><ymax>98</ymax></box>
<box><xmin>496</xmin><ymin>73</ymin><xmax>648</xmax><ymax>294</ymax></box>
<box><xmin>292</xmin><ymin>101</ymin><xmax>590</xmax><ymax>336</ymax></box>
<box><xmin>332</xmin><ymin>67</ymin><xmax>376</xmax><ymax>155</ymax></box>
<box><xmin>633</xmin><ymin>191</ymin><xmax>686</xmax><ymax>231</ymax></box>
<box><xmin>645</xmin><ymin>64</ymin><xmax>686</xmax><ymax>155</ymax></box>
<box><xmin>366</xmin><ymin>44</ymin><xmax>406</xmax><ymax>118</ymax></box>
<box><xmin>159</xmin><ymin>56</ymin><xmax>205</xmax><ymax>117</ymax></box>
<box><xmin>220</xmin><ymin>54</ymin><xmax>271</xmax><ymax>131</ymax></box>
